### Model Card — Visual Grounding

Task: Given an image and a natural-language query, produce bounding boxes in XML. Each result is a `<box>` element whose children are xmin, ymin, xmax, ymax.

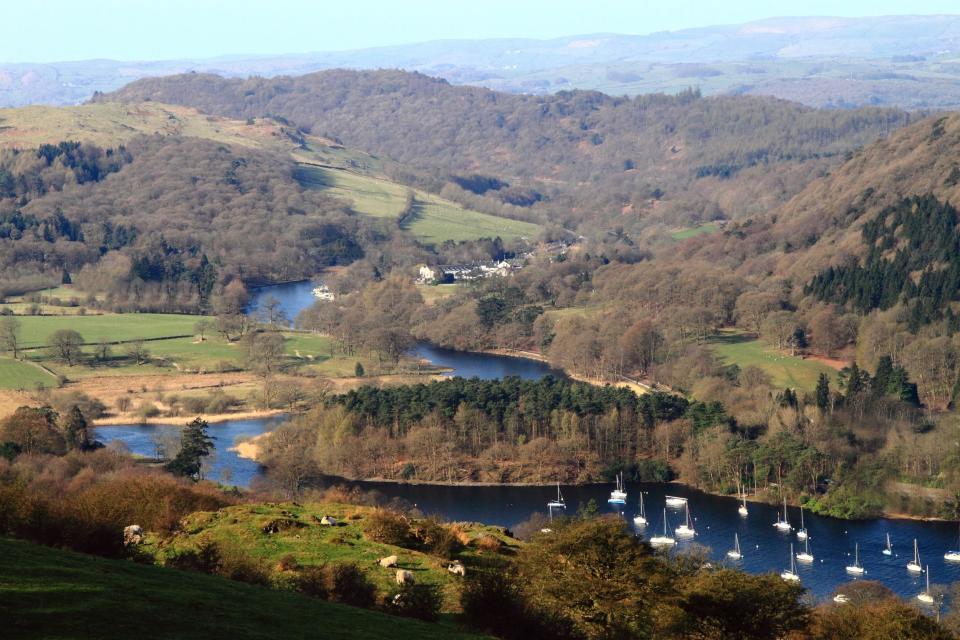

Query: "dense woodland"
<box><xmin>0</xmin><ymin>136</ymin><xmax>407</xmax><ymax>310</ymax></box>
<box><xmin>100</xmin><ymin>70</ymin><xmax>917</xmax><ymax>236</ymax></box>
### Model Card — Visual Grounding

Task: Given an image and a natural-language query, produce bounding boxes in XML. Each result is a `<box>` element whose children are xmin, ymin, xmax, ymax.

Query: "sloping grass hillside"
<box><xmin>148</xmin><ymin>501</ymin><xmax>519</xmax><ymax>611</ymax></box>
<box><xmin>0</xmin><ymin>537</ymin><xmax>485</xmax><ymax>640</ymax></box>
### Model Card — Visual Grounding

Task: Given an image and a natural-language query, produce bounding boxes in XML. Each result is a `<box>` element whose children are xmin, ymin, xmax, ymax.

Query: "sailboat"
<box><xmin>796</xmin><ymin>536</ymin><xmax>814</xmax><ymax>563</ymax></box>
<box><xmin>917</xmin><ymin>565</ymin><xmax>935</xmax><ymax>604</ymax></box>
<box><xmin>665</xmin><ymin>495</ymin><xmax>687</xmax><ymax>508</ymax></box>
<box><xmin>883</xmin><ymin>533</ymin><xmax>892</xmax><ymax>557</ymax></box>
<box><xmin>738</xmin><ymin>492</ymin><xmax>748</xmax><ymax>517</ymax></box>
<box><xmin>781</xmin><ymin>544</ymin><xmax>800</xmax><ymax>582</ymax></box>
<box><xmin>650</xmin><ymin>508</ymin><xmax>676</xmax><ymax>547</ymax></box>
<box><xmin>633</xmin><ymin>492</ymin><xmax>647</xmax><ymax>526</ymax></box>
<box><xmin>547</xmin><ymin>483</ymin><xmax>566</xmax><ymax>510</ymax></box>
<box><xmin>675</xmin><ymin>502</ymin><xmax>696</xmax><ymax>538</ymax></box>
<box><xmin>846</xmin><ymin>542</ymin><xmax>865</xmax><ymax>575</ymax></box>
<box><xmin>726</xmin><ymin>533</ymin><xmax>743</xmax><ymax>560</ymax></box>
<box><xmin>944</xmin><ymin>522</ymin><xmax>960</xmax><ymax>561</ymax></box>
<box><xmin>796</xmin><ymin>507</ymin><xmax>808</xmax><ymax>541</ymax></box>
<box><xmin>774</xmin><ymin>495</ymin><xmax>791</xmax><ymax>531</ymax></box>
<box><xmin>608</xmin><ymin>472</ymin><xmax>627</xmax><ymax>504</ymax></box>
<box><xmin>908</xmin><ymin>538</ymin><xmax>923</xmax><ymax>573</ymax></box>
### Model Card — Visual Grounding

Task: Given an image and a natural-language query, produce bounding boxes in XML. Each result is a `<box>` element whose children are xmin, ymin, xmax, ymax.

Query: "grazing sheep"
<box><xmin>319</xmin><ymin>515</ymin><xmax>338</xmax><ymax>526</ymax></box>
<box><xmin>379</xmin><ymin>555</ymin><xmax>398</xmax><ymax>568</ymax></box>
<box><xmin>396</xmin><ymin>569</ymin><xmax>415</xmax><ymax>585</ymax></box>
<box><xmin>447</xmin><ymin>561</ymin><xmax>466</xmax><ymax>576</ymax></box>
<box><xmin>123</xmin><ymin>525</ymin><xmax>144</xmax><ymax>546</ymax></box>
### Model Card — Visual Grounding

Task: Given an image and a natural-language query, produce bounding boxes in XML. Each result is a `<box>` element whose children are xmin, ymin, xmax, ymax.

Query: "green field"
<box><xmin>0</xmin><ymin>537</ymin><xmax>484</xmax><ymax>640</ymax></box>
<box><xmin>295</xmin><ymin>164</ymin><xmax>539</xmax><ymax>243</ymax></box>
<box><xmin>15</xmin><ymin>313</ymin><xmax>200</xmax><ymax>350</ymax></box>
<box><xmin>708</xmin><ymin>332</ymin><xmax>839</xmax><ymax>391</ymax></box>
<box><xmin>0</xmin><ymin>358</ymin><xmax>56</xmax><ymax>389</ymax></box>
<box><xmin>671</xmin><ymin>221</ymin><xmax>721</xmax><ymax>240</ymax></box>
<box><xmin>149</xmin><ymin>502</ymin><xmax>517</xmax><ymax>611</ymax></box>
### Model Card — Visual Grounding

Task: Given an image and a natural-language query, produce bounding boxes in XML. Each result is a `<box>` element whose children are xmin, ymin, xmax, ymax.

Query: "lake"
<box><xmin>246</xmin><ymin>279</ymin><xmax>318</xmax><ymax>327</ymax></box>
<box><xmin>95</xmin><ymin>279</ymin><xmax>960</xmax><ymax>602</ymax></box>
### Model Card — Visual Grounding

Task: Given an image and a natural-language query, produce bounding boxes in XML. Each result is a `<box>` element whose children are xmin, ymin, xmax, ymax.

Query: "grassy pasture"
<box><xmin>670</xmin><ymin>221</ymin><xmax>721</xmax><ymax>240</ymax></box>
<box><xmin>295</xmin><ymin>164</ymin><xmax>539</xmax><ymax>243</ymax></box>
<box><xmin>708</xmin><ymin>332</ymin><xmax>839</xmax><ymax>391</ymax></box>
<box><xmin>0</xmin><ymin>537</ymin><xmax>485</xmax><ymax>640</ymax></box>
<box><xmin>0</xmin><ymin>358</ymin><xmax>56</xmax><ymax>389</ymax></box>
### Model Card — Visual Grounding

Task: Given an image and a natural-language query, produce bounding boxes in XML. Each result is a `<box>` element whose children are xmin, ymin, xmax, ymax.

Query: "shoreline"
<box><xmin>93</xmin><ymin>408</ymin><xmax>286</xmax><ymax>427</ymax></box>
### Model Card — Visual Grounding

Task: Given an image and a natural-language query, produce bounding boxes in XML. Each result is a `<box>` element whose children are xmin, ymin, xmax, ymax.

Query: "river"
<box><xmin>94</xmin><ymin>279</ymin><xmax>960</xmax><ymax>602</ymax></box>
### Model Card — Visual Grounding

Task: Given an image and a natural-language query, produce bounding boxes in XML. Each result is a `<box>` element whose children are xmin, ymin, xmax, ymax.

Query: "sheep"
<box><xmin>379</xmin><ymin>555</ymin><xmax>398</xmax><ymax>568</ymax></box>
<box><xmin>395</xmin><ymin>569</ymin><xmax>415</xmax><ymax>585</ymax></box>
<box><xmin>447</xmin><ymin>561</ymin><xmax>466</xmax><ymax>576</ymax></box>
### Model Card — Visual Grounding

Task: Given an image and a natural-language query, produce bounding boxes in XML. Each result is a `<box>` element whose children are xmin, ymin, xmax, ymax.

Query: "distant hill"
<box><xmin>5</xmin><ymin>15</ymin><xmax>960</xmax><ymax>108</ymax></box>
<box><xmin>98</xmin><ymin>69</ymin><xmax>918</xmax><ymax>234</ymax></box>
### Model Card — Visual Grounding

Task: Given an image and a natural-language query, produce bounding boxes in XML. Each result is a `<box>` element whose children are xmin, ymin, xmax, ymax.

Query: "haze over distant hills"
<box><xmin>4</xmin><ymin>15</ymin><xmax>960</xmax><ymax>109</ymax></box>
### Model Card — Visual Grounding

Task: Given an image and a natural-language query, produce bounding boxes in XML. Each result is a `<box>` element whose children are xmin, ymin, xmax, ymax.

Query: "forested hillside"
<box><xmin>99</xmin><ymin>70</ymin><xmax>916</xmax><ymax>235</ymax></box>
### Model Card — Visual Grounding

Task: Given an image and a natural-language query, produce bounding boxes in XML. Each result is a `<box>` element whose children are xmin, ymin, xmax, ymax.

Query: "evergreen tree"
<box><xmin>815</xmin><ymin>373</ymin><xmax>830</xmax><ymax>412</ymax></box>
<box><xmin>165</xmin><ymin>417</ymin><xmax>214</xmax><ymax>480</ymax></box>
<box><xmin>62</xmin><ymin>405</ymin><xmax>90</xmax><ymax>451</ymax></box>
<box><xmin>355</xmin><ymin>362</ymin><xmax>365</xmax><ymax>377</ymax></box>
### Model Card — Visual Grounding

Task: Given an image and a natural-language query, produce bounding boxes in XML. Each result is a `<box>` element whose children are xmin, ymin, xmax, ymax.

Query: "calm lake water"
<box><xmin>96</xmin><ymin>280</ymin><xmax>960</xmax><ymax>602</ymax></box>
<box><xmin>246</xmin><ymin>279</ymin><xmax>318</xmax><ymax>326</ymax></box>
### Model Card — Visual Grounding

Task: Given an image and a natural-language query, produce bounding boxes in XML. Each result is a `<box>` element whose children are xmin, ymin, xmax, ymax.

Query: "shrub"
<box><xmin>294</xmin><ymin>565</ymin><xmax>329</xmax><ymax>599</ymax></box>
<box><xmin>136</xmin><ymin>403</ymin><xmax>161</xmax><ymax>420</ymax></box>
<box><xmin>387</xmin><ymin>583</ymin><xmax>442</xmax><ymax>621</ymax></box>
<box><xmin>461</xmin><ymin>570</ymin><xmax>575</xmax><ymax>640</ymax></box>
<box><xmin>166</xmin><ymin>540</ymin><xmax>222</xmax><ymax>574</ymax></box>
<box><xmin>414</xmin><ymin>518</ymin><xmax>463</xmax><ymax>559</ymax></box>
<box><xmin>363</xmin><ymin>509</ymin><xmax>411</xmax><ymax>546</ymax></box>
<box><xmin>276</xmin><ymin>553</ymin><xmax>299</xmax><ymax>572</ymax></box>
<box><xmin>325</xmin><ymin>563</ymin><xmax>376</xmax><ymax>608</ymax></box>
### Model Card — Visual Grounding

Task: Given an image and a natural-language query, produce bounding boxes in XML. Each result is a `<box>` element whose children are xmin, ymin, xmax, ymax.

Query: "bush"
<box><xmin>166</xmin><ymin>540</ymin><xmax>222</xmax><ymax>574</ymax></box>
<box><xmin>293</xmin><ymin>565</ymin><xmax>329</xmax><ymax>599</ymax></box>
<box><xmin>136</xmin><ymin>403</ymin><xmax>161</xmax><ymax>420</ymax></box>
<box><xmin>387</xmin><ymin>583</ymin><xmax>442</xmax><ymax>621</ymax></box>
<box><xmin>414</xmin><ymin>518</ymin><xmax>463</xmax><ymax>559</ymax></box>
<box><xmin>461</xmin><ymin>570</ymin><xmax>575</xmax><ymax>640</ymax></box>
<box><xmin>325</xmin><ymin>563</ymin><xmax>377</xmax><ymax>608</ymax></box>
<box><xmin>363</xmin><ymin>509</ymin><xmax>411</xmax><ymax>546</ymax></box>
<box><xmin>635</xmin><ymin>459</ymin><xmax>672</xmax><ymax>482</ymax></box>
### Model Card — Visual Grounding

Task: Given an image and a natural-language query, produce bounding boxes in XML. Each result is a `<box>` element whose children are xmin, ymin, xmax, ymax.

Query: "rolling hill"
<box><xmin>6</xmin><ymin>16</ymin><xmax>960</xmax><ymax>109</ymax></box>
<box><xmin>99</xmin><ymin>69</ymin><xmax>917</xmax><ymax>235</ymax></box>
<box><xmin>0</xmin><ymin>101</ymin><xmax>534</xmax><ymax>245</ymax></box>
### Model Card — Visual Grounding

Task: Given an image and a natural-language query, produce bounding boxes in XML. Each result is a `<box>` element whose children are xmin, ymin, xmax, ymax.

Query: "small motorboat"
<box><xmin>833</xmin><ymin>594</ymin><xmax>850</xmax><ymax>604</ymax></box>
<box><xmin>665</xmin><ymin>495</ymin><xmax>687</xmax><ymax>508</ymax></box>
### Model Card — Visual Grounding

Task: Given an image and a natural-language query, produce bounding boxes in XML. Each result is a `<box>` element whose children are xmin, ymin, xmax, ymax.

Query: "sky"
<box><xmin>4</xmin><ymin>0</ymin><xmax>960</xmax><ymax>63</ymax></box>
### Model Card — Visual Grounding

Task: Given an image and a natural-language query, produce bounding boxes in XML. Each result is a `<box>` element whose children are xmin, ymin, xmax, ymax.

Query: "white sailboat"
<box><xmin>908</xmin><ymin>538</ymin><xmax>923</xmax><ymax>573</ymax></box>
<box><xmin>917</xmin><ymin>565</ymin><xmax>935</xmax><ymax>604</ymax></box>
<box><xmin>796</xmin><ymin>536</ymin><xmax>814</xmax><ymax>563</ymax></box>
<box><xmin>845</xmin><ymin>542</ymin><xmax>865</xmax><ymax>575</ymax></box>
<box><xmin>608</xmin><ymin>472</ymin><xmax>627</xmax><ymax>504</ymax></box>
<box><xmin>547</xmin><ymin>482</ymin><xmax>566</xmax><ymax>509</ymax></box>
<box><xmin>675</xmin><ymin>502</ymin><xmax>696</xmax><ymax>538</ymax></box>
<box><xmin>781</xmin><ymin>544</ymin><xmax>800</xmax><ymax>582</ymax></box>
<box><xmin>650</xmin><ymin>508</ymin><xmax>676</xmax><ymax>547</ymax></box>
<box><xmin>944</xmin><ymin>522</ymin><xmax>960</xmax><ymax>561</ymax></box>
<box><xmin>665</xmin><ymin>495</ymin><xmax>687</xmax><ymax>508</ymax></box>
<box><xmin>883</xmin><ymin>532</ymin><xmax>892</xmax><ymax>556</ymax></box>
<box><xmin>796</xmin><ymin>507</ymin><xmax>808</xmax><ymax>541</ymax></box>
<box><xmin>633</xmin><ymin>492</ymin><xmax>647</xmax><ymax>526</ymax></box>
<box><xmin>738</xmin><ymin>492</ymin><xmax>748</xmax><ymax>517</ymax></box>
<box><xmin>726</xmin><ymin>533</ymin><xmax>743</xmax><ymax>560</ymax></box>
<box><xmin>774</xmin><ymin>495</ymin><xmax>791</xmax><ymax>531</ymax></box>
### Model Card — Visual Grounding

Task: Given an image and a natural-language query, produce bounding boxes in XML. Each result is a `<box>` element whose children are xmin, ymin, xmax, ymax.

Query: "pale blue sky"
<box><xmin>4</xmin><ymin>0</ymin><xmax>959</xmax><ymax>63</ymax></box>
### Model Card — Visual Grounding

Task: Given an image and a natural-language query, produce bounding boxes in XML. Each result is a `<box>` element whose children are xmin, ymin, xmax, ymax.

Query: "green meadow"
<box><xmin>0</xmin><ymin>358</ymin><xmax>56</xmax><ymax>389</ymax></box>
<box><xmin>295</xmin><ymin>164</ymin><xmax>539</xmax><ymax>243</ymax></box>
<box><xmin>670</xmin><ymin>221</ymin><xmax>721</xmax><ymax>240</ymax></box>
<box><xmin>708</xmin><ymin>332</ymin><xmax>839</xmax><ymax>391</ymax></box>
